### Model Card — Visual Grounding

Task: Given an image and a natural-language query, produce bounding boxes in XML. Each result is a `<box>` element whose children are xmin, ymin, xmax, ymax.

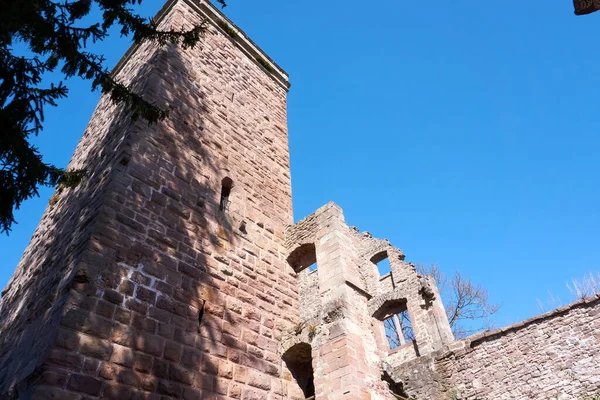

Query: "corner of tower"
<box><xmin>113</xmin><ymin>0</ymin><xmax>291</xmax><ymax>91</ymax></box>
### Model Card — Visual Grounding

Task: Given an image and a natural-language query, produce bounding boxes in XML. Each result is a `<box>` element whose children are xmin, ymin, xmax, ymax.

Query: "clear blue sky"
<box><xmin>1</xmin><ymin>0</ymin><xmax>599</xmax><ymax>328</ymax></box>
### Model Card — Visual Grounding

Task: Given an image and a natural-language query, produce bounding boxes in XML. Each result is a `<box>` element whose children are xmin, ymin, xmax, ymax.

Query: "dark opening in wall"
<box><xmin>219</xmin><ymin>177</ymin><xmax>233</xmax><ymax>211</ymax></box>
<box><xmin>282</xmin><ymin>343</ymin><xmax>315</xmax><ymax>399</ymax></box>
<box><xmin>382</xmin><ymin>371</ymin><xmax>409</xmax><ymax>400</ymax></box>
<box><xmin>287</xmin><ymin>243</ymin><xmax>318</xmax><ymax>273</ymax></box>
<box><xmin>375</xmin><ymin>300</ymin><xmax>415</xmax><ymax>350</ymax></box>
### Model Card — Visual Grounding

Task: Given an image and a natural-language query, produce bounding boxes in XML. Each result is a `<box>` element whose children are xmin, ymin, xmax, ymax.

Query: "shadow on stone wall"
<box><xmin>1</xmin><ymin>38</ymin><xmax>242</xmax><ymax>398</ymax></box>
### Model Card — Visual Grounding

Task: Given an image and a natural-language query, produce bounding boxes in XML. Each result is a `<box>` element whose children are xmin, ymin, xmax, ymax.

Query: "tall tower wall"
<box><xmin>0</xmin><ymin>0</ymin><xmax>298</xmax><ymax>398</ymax></box>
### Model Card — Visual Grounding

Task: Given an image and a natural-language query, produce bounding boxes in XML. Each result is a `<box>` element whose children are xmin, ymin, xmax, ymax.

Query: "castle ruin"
<box><xmin>1</xmin><ymin>0</ymin><xmax>600</xmax><ymax>399</ymax></box>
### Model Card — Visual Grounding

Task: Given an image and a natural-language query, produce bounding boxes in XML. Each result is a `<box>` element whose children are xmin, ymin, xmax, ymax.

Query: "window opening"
<box><xmin>376</xmin><ymin>257</ymin><xmax>392</xmax><ymax>276</ymax></box>
<box><xmin>371</xmin><ymin>251</ymin><xmax>392</xmax><ymax>276</ymax></box>
<box><xmin>287</xmin><ymin>243</ymin><xmax>318</xmax><ymax>274</ymax></box>
<box><xmin>383</xmin><ymin>309</ymin><xmax>415</xmax><ymax>349</ymax></box>
<box><xmin>282</xmin><ymin>343</ymin><xmax>315</xmax><ymax>399</ymax></box>
<box><xmin>382</xmin><ymin>371</ymin><xmax>410</xmax><ymax>400</ymax></box>
<box><xmin>219</xmin><ymin>177</ymin><xmax>233</xmax><ymax>211</ymax></box>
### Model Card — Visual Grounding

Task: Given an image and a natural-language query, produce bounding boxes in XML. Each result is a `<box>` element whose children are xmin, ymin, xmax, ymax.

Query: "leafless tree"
<box><xmin>418</xmin><ymin>264</ymin><xmax>500</xmax><ymax>339</ymax></box>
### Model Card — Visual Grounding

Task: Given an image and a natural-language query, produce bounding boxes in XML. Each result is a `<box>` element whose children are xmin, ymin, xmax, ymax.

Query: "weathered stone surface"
<box><xmin>1</xmin><ymin>0</ymin><xmax>598</xmax><ymax>399</ymax></box>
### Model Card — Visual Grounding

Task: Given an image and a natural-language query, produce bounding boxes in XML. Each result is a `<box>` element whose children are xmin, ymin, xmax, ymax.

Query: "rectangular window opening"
<box><xmin>376</xmin><ymin>257</ymin><xmax>392</xmax><ymax>276</ymax></box>
<box><xmin>383</xmin><ymin>310</ymin><xmax>415</xmax><ymax>350</ymax></box>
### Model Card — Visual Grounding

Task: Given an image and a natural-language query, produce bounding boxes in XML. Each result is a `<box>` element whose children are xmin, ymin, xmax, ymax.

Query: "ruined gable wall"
<box><xmin>396</xmin><ymin>295</ymin><xmax>600</xmax><ymax>400</ymax></box>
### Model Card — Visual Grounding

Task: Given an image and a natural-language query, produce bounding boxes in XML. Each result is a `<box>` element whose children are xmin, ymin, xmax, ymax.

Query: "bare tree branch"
<box><xmin>418</xmin><ymin>263</ymin><xmax>500</xmax><ymax>340</ymax></box>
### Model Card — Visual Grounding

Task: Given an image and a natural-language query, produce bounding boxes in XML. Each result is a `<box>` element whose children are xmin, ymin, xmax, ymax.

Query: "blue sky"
<box><xmin>1</xmin><ymin>0</ymin><xmax>599</xmax><ymax>328</ymax></box>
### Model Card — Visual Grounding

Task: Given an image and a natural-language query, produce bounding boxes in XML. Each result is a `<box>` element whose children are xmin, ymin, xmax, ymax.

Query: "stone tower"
<box><xmin>0</xmin><ymin>0</ymin><xmax>295</xmax><ymax>397</ymax></box>
<box><xmin>9</xmin><ymin>0</ymin><xmax>599</xmax><ymax>399</ymax></box>
<box><xmin>0</xmin><ymin>1</ymin><xmax>454</xmax><ymax>398</ymax></box>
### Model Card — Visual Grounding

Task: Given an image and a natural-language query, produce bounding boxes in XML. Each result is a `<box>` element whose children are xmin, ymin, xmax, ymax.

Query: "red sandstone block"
<box><xmin>157</xmin><ymin>322</ymin><xmax>175</xmax><ymax>339</ymax></box>
<box><xmin>136</xmin><ymin>286</ymin><xmax>157</xmax><ymax>304</ymax></box>
<box><xmin>119</xmin><ymin>280</ymin><xmax>135</xmax><ymax>296</ymax></box>
<box><xmin>193</xmin><ymin>371</ymin><xmax>215</xmax><ymax>392</ymax></box>
<box><xmin>67</xmin><ymin>374</ymin><xmax>103</xmax><ymax>396</ymax></box>
<box><xmin>218</xmin><ymin>360</ymin><xmax>234</xmax><ymax>379</ymax></box>
<box><xmin>32</xmin><ymin>386</ymin><xmax>82</xmax><ymax>400</ymax></box>
<box><xmin>164</xmin><ymin>340</ymin><xmax>183</xmax><ymax>362</ymax></box>
<box><xmin>233</xmin><ymin>365</ymin><xmax>247</xmax><ymax>383</ymax></box>
<box><xmin>243</xmin><ymin>387</ymin><xmax>268</xmax><ymax>400</ymax></box>
<box><xmin>114</xmin><ymin>307</ymin><xmax>132</xmax><ymax>324</ymax></box>
<box><xmin>112</xmin><ymin>345</ymin><xmax>134</xmax><ymax>367</ymax></box>
<box><xmin>215</xmin><ymin>377</ymin><xmax>231</xmax><ymax>395</ymax></box>
<box><xmin>83</xmin><ymin>358</ymin><xmax>100</xmax><ymax>374</ymax></box>
<box><xmin>182</xmin><ymin>348</ymin><xmax>203</xmax><ymax>370</ymax></box>
<box><xmin>183</xmin><ymin>387</ymin><xmax>203</xmax><ymax>400</ymax></box>
<box><xmin>134</xmin><ymin>333</ymin><xmax>164</xmax><ymax>357</ymax></box>
<box><xmin>95</xmin><ymin>299</ymin><xmax>116</xmax><ymax>319</ymax></box>
<box><xmin>132</xmin><ymin>313</ymin><xmax>157</xmax><ymax>334</ymax></box>
<box><xmin>80</xmin><ymin>334</ymin><xmax>113</xmax><ymax>361</ymax></box>
<box><xmin>103</xmin><ymin>383</ymin><xmax>133</xmax><ymax>399</ymax></box>
<box><xmin>117</xmin><ymin>368</ymin><xmax>140</xmax><ymax>387</ymax></box>
<box><xmin>202</xmin><ymin>354</ymin><xmax>220</xmax><ymax>375</ymax></box>
<box><xmin>47</xmin><ymin>348</ymin><xmax>83</xmax><ymax>371</ymax></box>
<box><xmin>248</xmin><ymin>345</ymin><xmax>265</xmax><ymax>359</ymax></box>
<box><xmin>133</xmin><ymin>352</ymin><xmax>154</xmax><ymax>373</ymax></box>
<box><xmin>169</xmin><ymin>363</ymin><xmax>195</xmax><ymax>385</ymax></box>
<box><xmin>111</xmin><ymin>323</ymin><xmax>134</xmax><ymax>347</ymax></box>
<box><xmin>248</xmin><ymin>369</ymin><xmax>271</xmax><ymax>391</ymax></box>
<box><xmin>38</xmin><ymin>371</ymin><xmax>68</xmax><ymax>387</ymax></box>
<box><xmin>152</xmin><ymin>358</ymin><xmax>169</xmax><ymax>379</ymax></box>
<box><xmin>104</xmin><ymin>289</ymin><xmax>124</xmax><ymax>305</ymax></box>
<box><xmin>61</xmin><ymin>309</ymin><xmax>113</xmax><ymax>339</ymax></box>
<box><xmin>228</xmin><ymin>382</ymin><xmax>243</xmax><ymax>399</ymax></box>
<box><xmin>98</xmin><ymin>362</ymin><xmax>119</xmax><ymax>381</ymax></box>
<box><xmin>54</xmin><ymin>328</ymin><xmax>80</xmax><ymax>351</ymax></box>
<box><xmin>174</xmin><ymin>329</ymin><xmax>196</xmax><ymax>347</ymax></box>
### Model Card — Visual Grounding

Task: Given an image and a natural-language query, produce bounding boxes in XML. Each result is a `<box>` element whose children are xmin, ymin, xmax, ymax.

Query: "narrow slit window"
<box><xmin>219</xmin><ymin>177</ymin><xmax>233</xmax><ymax>211</ymax></box>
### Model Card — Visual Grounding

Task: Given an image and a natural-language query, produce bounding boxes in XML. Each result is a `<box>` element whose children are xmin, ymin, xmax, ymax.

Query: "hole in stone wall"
<box><xmin>382</xmin><ymin>371</ymin><xmax>409</xmax><ymax>399</ymax></box>
<box><xmin>371</xmin><ymin>251</ymin><xmax>392</xmax><ymax>276</ymax></box>
<box><xmin>375</xmin><ymin>300</ymin><xmax>415</xmax><ymax>350</ymax></box>
<box><xmin>219</xmin><ymin>177</ymin><xmax>233</xmax><ymax>211</ymax></box>
<box><xmin>282</xmin><ymin>343</ymin><xmax>315</xmax><ymax>399</ymax></box>
<box><xmin>287</xmin><ymin>243</ymin><xmax>318</xmax><ymax>273</ymax></box>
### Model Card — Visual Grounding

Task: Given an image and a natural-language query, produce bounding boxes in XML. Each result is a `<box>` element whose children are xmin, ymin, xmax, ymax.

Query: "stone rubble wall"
<box><xmin>395</xmin><ymin>295</ymin><xmax>600</xmax><ymax>400</ymax></box>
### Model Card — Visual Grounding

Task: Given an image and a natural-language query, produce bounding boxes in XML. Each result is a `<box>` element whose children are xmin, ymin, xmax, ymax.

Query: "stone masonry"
<box><xmin>1</xmin><ymin>0</ymin><xmax>599</xmax><ymax>399</ymax></box>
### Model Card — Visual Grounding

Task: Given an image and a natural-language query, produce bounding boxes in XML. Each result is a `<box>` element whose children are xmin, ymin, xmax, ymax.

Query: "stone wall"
<box><xmin>1</xmin><ymin>0</ymin><xmax>300</xmax><ymax>398</ymax></box>
<box><xmin>394</xmin><ymin>295</ymin><xmax>600</xmax><ymax>400</ymax></box>
<box><xmin>0</xmin><ymin>38</ymin><xmax>149</xmax><ymax>397</ymax></box>
<box><xmin>283</xmin><ymin>203</ymin><xmax>454</xmax><ymax>400</ymax></box>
